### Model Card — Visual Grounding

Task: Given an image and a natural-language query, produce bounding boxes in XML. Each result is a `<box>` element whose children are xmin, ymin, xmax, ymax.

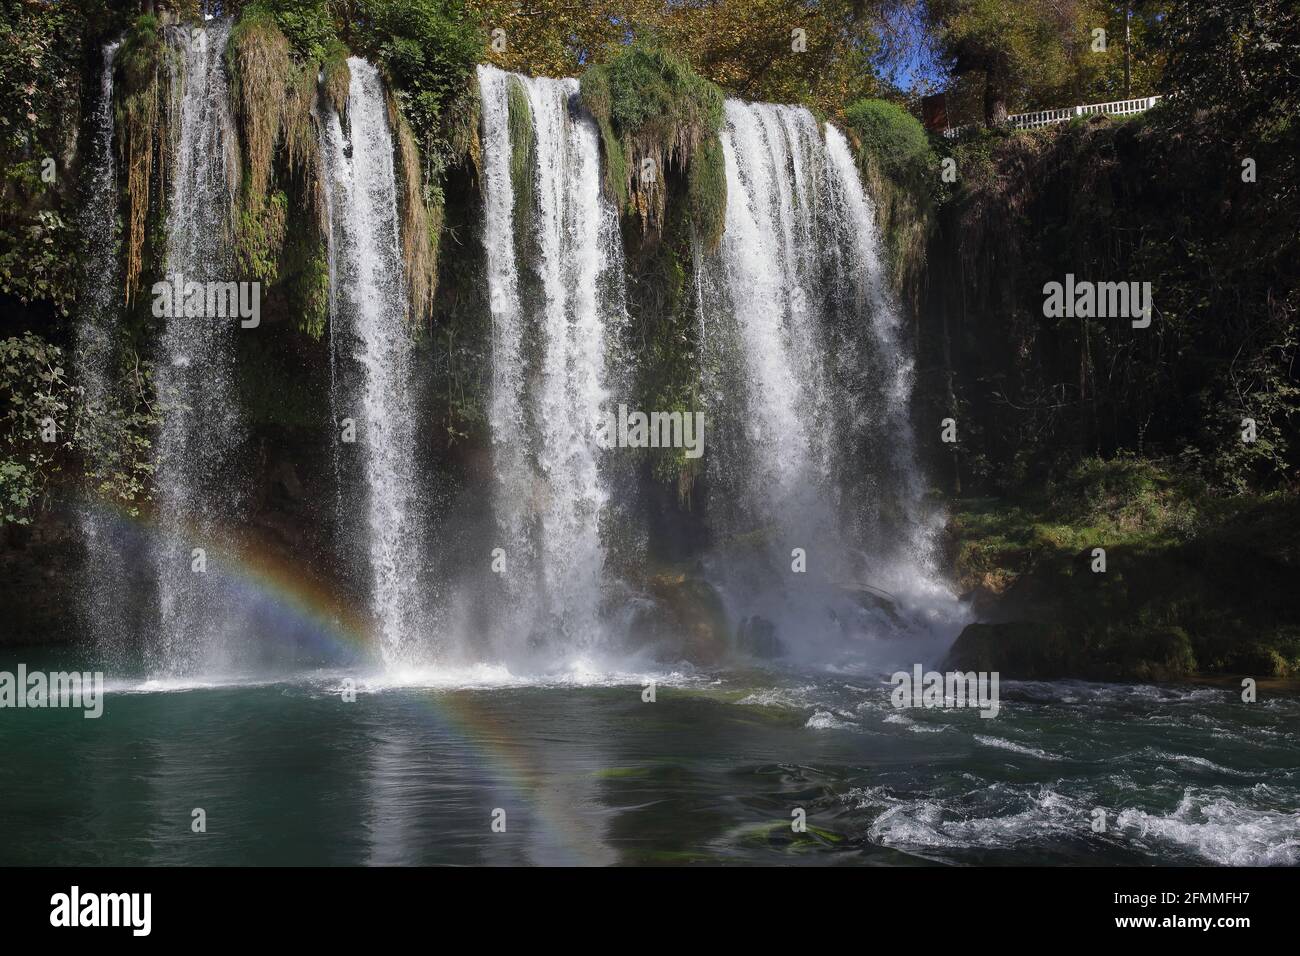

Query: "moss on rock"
<box><xmin>390</xmin><ymin>96</ymin><xmax>439</xmax><ymax>324</ymax></box>
<box><xmin>629</xmin><ymin>569</ymin><xmax>731</xmax><ymax>664</ymax></box>
<box><xmin>580</xmin><ymin>45</ymin><xmax>726</xmax><ymax>249</ymax></box>
<box><xmin>506</xmin><ymin>75</ymin><xmax>533</xmax><ymax>243</ymax></box>
<box><xmin>321</xmin><ymin>41</ymin><xmax>351</xmax><ymax>116</ymax></box>
<box><xmin>946</xmin><ymin>459</ymin><xmax>1300</xmax><ymax>680</ymax></box>
<box><xmin>840</xmin><ymin>99</ymin><xmax>937</xmax><ymax>302</ymax></box>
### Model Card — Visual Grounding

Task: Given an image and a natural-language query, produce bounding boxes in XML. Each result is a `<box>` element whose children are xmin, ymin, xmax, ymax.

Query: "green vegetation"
<box><xmin>225</xmin><ymin>7</ymin><xmax>330</xmax><ymax>336</ymax></box>
<box><xmin>0</xmin><ymin>0</ymin><xmax>89</xmax><ymax>315</ymax></box>
<box><xmin>392</xmin><ymin>102</ymin><xmax>441</xmax><ymax>323</ymax></box>
<box><xmin>471</xmin><ymin>0</ymin><xmax>880</xmax><ymax>118</ymax></box>
<box><xmin>626</xmin><ymin>209</ymin><xmax>705</xmax><ymax>502</ymax></box>
<box><xmin>76</xmin><ymin>349</ymin><xmax>159</xmax><ymax>517</ymax></box>
<box><xmin>210</xmin><ymin>1</ymin><xmax>481</xmax><ymax>328</ymax></box>
<box><xmin>505</xmin><ymin>75</ymin><xmax>533</xmax><ymax>247</ymax></box>
<box><xmin>844</xmin><ymin>99</ymin><xmax>934</xmax><ymax>185</ymax></box>
<box><xmin>244</xmin><ymin>0</ymin><xmax>338</xmax><ymax>61</ymax></box>
<box><xmin>921</xmin><ymin>3</ymin><xmax>1299</xmax><ymax>496</ymax></box>
<box><xmin>925</xmin><ymin>0</ymin><xmax>1167</xmax><ymax>127</ymax></box>
<box><xmin>580</xmin><ymin>44</ymin><xmax>726</xmax><ymax>248</ymax></box>
<box><xmin>346</xmin><ymin>0</ymin><xmax>481</xmax><ymax>231</ymax></box>
<box><xmin>229</xmin><ymin>9</ymin><xmax>294</xmax><ymax>207</ymax></box>
<box><xmin>951</xmin><ymin>457</ymin><xmax>1204</xmax><ymax>595</ymax></box>
<box><xmin>841</xmin><ymin>98</ymin><xmax>937</xmax><ymax>298</ymax></box>
<box><xmin>321</xmin><ymin>41</ymin><xmax>351</xmax><ymax>114</ymax></box>
<box><xmin>1163</xmin><ymin>0</ymin><xmax>1298</xmax><ymax>143</ymax></box>
<box><xmin>114</xmin><ymin>13</ymin><xmax>171</xmax><ymax>303</ymax></box>
<box><xmin>349</xmin><ymin>0</ymin><xmax>480</xmax><ymax>150</ymax></box>
<box><xmin>947</xmin><ymin>458</ymin><xmax>1300</xmax><ymax>679</ymax></box>
<box><xmin>0</xmin><ymin>332</ymin><xmax>157</xmax><ymax>525</ymax></box>
<box><xmin>0</xmin><ymin>335</ymin><xmax>76</xmax><ymax>523</ymax></box>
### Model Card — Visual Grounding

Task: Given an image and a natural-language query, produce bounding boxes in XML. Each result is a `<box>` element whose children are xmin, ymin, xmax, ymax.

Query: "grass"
<box><xmin>392</xmin><ymin>100</ymin><xmax>438</xmax><ymax>323</ymax></box>
<box><xmin>951</xmin><ymin>456</ymin><xmax>1203</xmax><ymax>593</ymax></box>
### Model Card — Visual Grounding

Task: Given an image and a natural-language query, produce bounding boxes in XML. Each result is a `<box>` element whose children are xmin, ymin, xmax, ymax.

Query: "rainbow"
<box><xmin>73</xmin><ymin>496</ymin><xmax>622</xmax><ymax>865</ymax></box>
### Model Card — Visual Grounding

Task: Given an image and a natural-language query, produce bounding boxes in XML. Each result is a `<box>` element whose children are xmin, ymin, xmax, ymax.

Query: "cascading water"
<box><xmin>821</xmin><ymin>124</ymin><xmax>938</xmax><ymax>587</ymax></box>
<box><xmin>710</xmin><ymin>102</ymin><xmax>835</xmax><ymax>546</ymax></box>
<box><xmin>477</xmin><ymin>66</ymin><xmax>533</xmax><ymax>641</ymax></box>
<box><xmin>152</xmin><ymin>21</ymin><xmax>242</xmax><ymax>675</ymax></box>
<box><xmin>107</xmin><ymin>38</ymin><xmax>947</xmax><ymax>677</ymax></box>
<box><xmin>699</xmin><ymin>99</ymin><xmax>958</xmax><ymax>666</ymax></box>
<box><xmin>321</xmin><ymin>58</ymin><xmax>424</xmax><ymax>667</ymax></box>
<box><xmin>476</xmin><ymin>66</ymin><xmax>622</xmax><ymax>659</ymax></box>
<box><xmin>73</xmin><ymin>40</ymin><xmax>129</xmax><ymax>658</ymax></box>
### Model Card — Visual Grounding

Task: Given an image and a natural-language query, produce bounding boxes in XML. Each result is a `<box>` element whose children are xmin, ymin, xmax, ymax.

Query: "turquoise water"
<box><xmin>1</xmin><ymin>651</ymin><xmax>1297</xmax><ymax>866</ymax></box>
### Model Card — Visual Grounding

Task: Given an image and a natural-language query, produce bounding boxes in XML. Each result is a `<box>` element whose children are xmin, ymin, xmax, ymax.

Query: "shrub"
<box><xmin>842</xmin><ymin>98</ymin><xmax>934</xmax><ymax>186</ymax></box>
<box><xmin>581</xmin><ymin>44</ymin><xmax>726</xmax><ymax>248</ymax></box>
<box><xmin>243</xmin><ymin>0</ymin><xmax>338</xmax><ymax>62</ymax></box>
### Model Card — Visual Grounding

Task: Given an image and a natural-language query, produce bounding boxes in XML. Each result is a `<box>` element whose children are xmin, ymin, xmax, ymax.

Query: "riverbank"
<box><xmin>943</xmin><ymin>457</ymin><xmax>1300</xmax><ymax>681</ymax></box>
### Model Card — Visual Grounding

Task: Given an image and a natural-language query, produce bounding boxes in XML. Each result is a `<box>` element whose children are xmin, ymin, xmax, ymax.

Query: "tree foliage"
<box><xmin>927</xmin><ymin>0</ymin><xmax>1089</xmax><ymax>124</ymax></box>
<box><xmin>921</xmin><ymin>105</ymin><xmax>1299</xmax><ymax>496</ymax></box>
<box><xmin>0</xmin><ymin>0</ymin><xmax>89</xmax><ymax>315</ymax></box>
<box><xmin>0</xmin><ymin>334</ymin><xmax>75</xmax><ymax>523</ymax></box>
<box><xmin>1161</xmin><ymin>0</ymin><xmax>1299</xmax><ymax>140</ymax></box>
<box><xmin>470</xmin><ymin>0</ymin><xmax>883</xmax><ymax>116</ymax></box>
<box><xmin>926</xmin><ymin>0</ymin><xmax>1169</xmax><ymax>126</ymax></box>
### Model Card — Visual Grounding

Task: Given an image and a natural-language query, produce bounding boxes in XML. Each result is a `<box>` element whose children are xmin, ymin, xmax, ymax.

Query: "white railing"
<box><xmin>942</xmin><ymin>95</ymin><xmax>1161</xmax><ymax>138</ymax></box>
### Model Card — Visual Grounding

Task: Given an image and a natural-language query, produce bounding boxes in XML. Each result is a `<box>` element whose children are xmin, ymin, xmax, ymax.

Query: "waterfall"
<box><xmin>477</xmin><ymin>66</ymin><xmax>533</xmax><ymax>634</ymax></box>
<box><xmin>822</xmin><ymin>124</ymin><xmax>937</xmax><ymax>586</ymax></box>
<box><xmin>710</xmin><ymin>102</ymin><xmax>835</xmax><ymax>545</ymax></box>
<box><xmin>699</xmin><ymin>99</ymin><xmax>951</xmax><ymax>663</ymax></box>
<box><xmin>151</xmin><ymin>21</ymin><xmax>242</xmax><ymax>675</ymax></box>
<box><xmin>321</xmin><ymin>58</ymin><xmax>424</xmax><ymax>666</ymax></box>
<box><xmin>74</xmin><ymin>40</ymin><xmax>128</xmax><ymax>659</ymax></box>
<box><xmin>476</xmin><ymin>66</ymin><xmax>622</xmax><ymax>658</ymax></box>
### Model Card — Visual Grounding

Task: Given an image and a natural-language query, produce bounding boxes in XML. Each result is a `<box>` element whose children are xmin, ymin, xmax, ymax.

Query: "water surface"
<box><xmin>2</xmin><ymin>652</ymin><xmax>1295</xmax><ymax>866</ymax></box>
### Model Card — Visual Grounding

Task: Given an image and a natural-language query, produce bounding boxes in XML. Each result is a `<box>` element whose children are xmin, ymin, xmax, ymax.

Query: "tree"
<box><xmin>468</xmin><ymin>0</ymin><xmax>885</xmax><ymax>117</ymax></box>
<box><xmin>927</xmin><ymin>0</ymin><xmax>1090</xmax><ymax>125</ymax></box>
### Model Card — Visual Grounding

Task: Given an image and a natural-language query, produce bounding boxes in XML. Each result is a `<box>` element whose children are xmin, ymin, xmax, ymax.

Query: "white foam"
<box><xmin>1117</xmin><ymin>789</ymin><xmax>1300</xmax><ymax>865</ymax></box>
<box><xmin>974</xmin><ymin>734</ymin><xmax>1063</xmax><ymax>761</ymax></box>
<box><xmin>805</xmin><ymin>709</ymin><xmax>856</xmax><ymax>730</ymax></box>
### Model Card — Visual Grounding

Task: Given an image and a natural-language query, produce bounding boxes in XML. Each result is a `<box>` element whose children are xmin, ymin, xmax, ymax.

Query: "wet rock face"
<box><xmin>0</xmin><ymin>427</ymin><xmax>342</xmax><ymax>651</ymax></box>
<box><xmin>628</xmin><ymin>571</ymin><xmax>732</xmax><ymax>664</ymax></box>
<box><xmin>944</xmin><ymin>621</ymin><xmax>1075</xmax><ymax>680</ymax></box>
<box><xmin>735</xmin><ymin>615</ymin><xmax>782</xmax><ymax>659</ymax></box>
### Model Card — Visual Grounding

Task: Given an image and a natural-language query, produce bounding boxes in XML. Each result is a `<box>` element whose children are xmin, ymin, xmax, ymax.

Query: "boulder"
<box><xmin>944</xmin><ymin>620</ymin><xmax>1076</xmax><ymax>679</ymax></box>
<box><xmin>629</xmin><ymin>571</ymin><xmax>731</xmax><ymax>664</ymax></box>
